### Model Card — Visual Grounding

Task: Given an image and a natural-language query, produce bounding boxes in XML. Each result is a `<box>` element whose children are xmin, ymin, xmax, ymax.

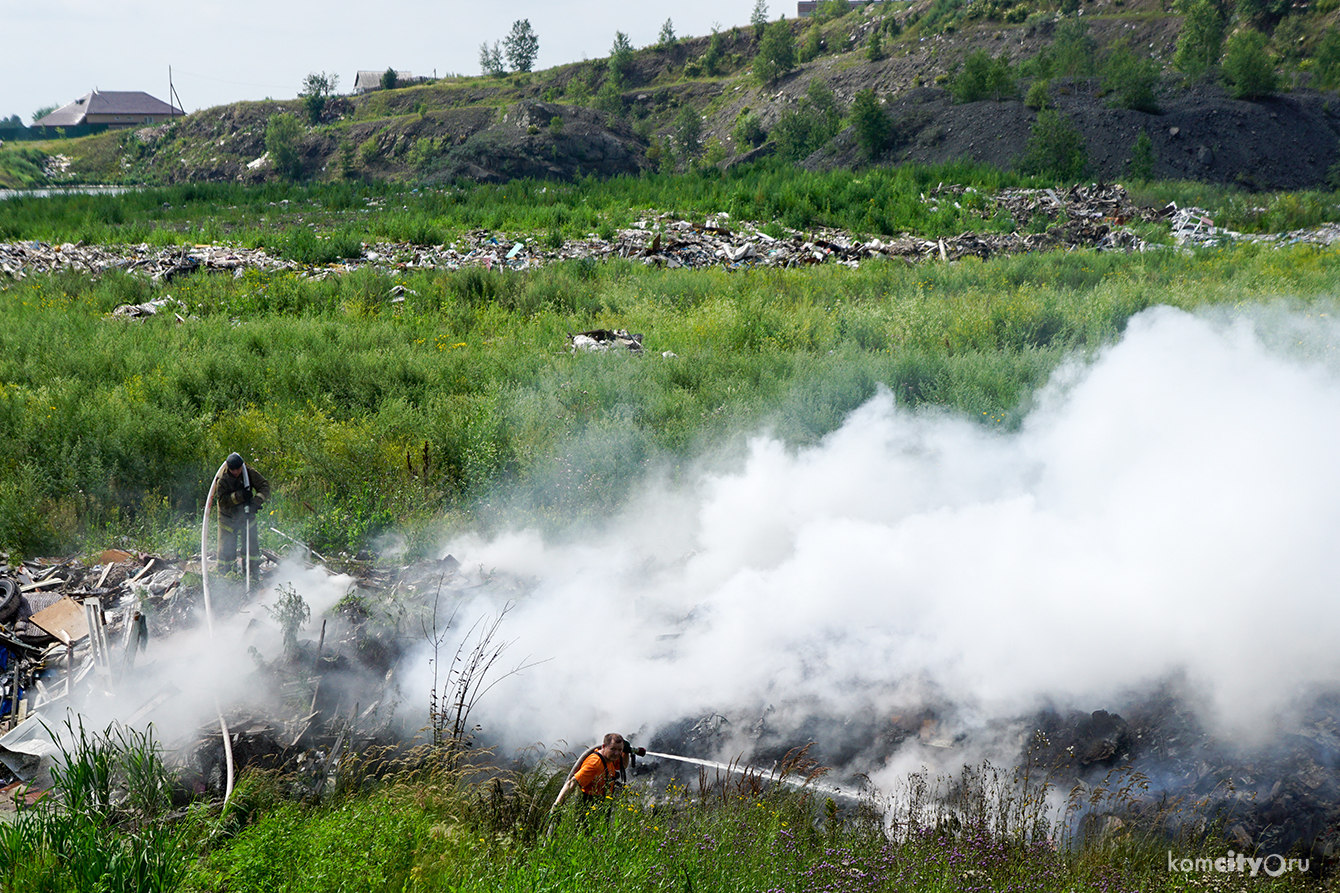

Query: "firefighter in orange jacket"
<box><xmin>552</xmin><ymin>732</ymin><xmax>639</xmax><ymax>809</ymax></box>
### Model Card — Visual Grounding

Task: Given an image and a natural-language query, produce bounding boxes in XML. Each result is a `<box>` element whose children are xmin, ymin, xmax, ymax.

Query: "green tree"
<box><xmin>950</xmin><ymin>50</ymin><xmax>1018</xmax><ymax>103</ymax></box>
<box><xmin>867</xmin><ymin>27</ymin><xmax>884</xmax><ymax>61</ymax></box>
<box><xmin>733</xmin><ymin>111</ymin><xmax>766</xmax><ymax>148</ymax></box>
<box><xmin>703</xmin><ymin>29</ymin><xmax>725</xmax><ymax>75</ymax></box>
<box><xmin>658</xmin><ymin>18</ymin><xmax>677</xmax><ymax>48</ymax></box>
<box><xmin>1051</xmin><ymin>19</ymin><xmax>1097</xmax><ymax>78</ymax></box>
<box><xmin>850</xmin><ymin>88</ymin><xmax>891</xmax><ymax>159</ymax></box>
<box><xmin>816</xmin><ymin>0</ymin><xmax>852</xmax><ymax>21</ymax></box>
<box><xmin>504</xmin><ymin>19</ymin><xmax>539</xmax><ymax>72</ymax></box>
<box><xmin>1173</xmin><ymin>0</ymin><xmax>1225</xmax><ymax>81</ymax></box>
<box><xmin>1235</xmin><ymin>0</ymin><xmax>1290</xmax><ymax>29</ymax></box>
<box><xmin>674</xmin><ymin>103</ymin><xmax>703</xmax><ymax>166</ymax></box>
<box><xmin>1316</xmin><ymin>28</ymin><xmax>1340</xmax><ymax>90</ymax></box>
<box><xmin>265</xmin><ymin>112</ymin><xmax>305</xmax><ymax>181</ymax></box>
<box><xmin>1100</xmin><ymin>41</ymin><xmax>1160</xmax><ymax>112</ymax></box>
<box><xmin>751</xmin><ymin>0</ymin><xmax>770</xmax><ymax>37</ymax></box>
<box><xmin>300</xmin><ymin>71</ymin><xmax>339</xmax><ymax>125</ymax></box>
<box><xmin>773</xmin><ymin>80</ymin><xmax>841</xmax><ymax>160</ymax></box>
<box><xmin>480</xmin><ymin>41</ymin><xmax>505</xmax><ymax>77</ymax></box>
<box><xmin>1222</xmin><ymin>28</ymin><xmax>1279</xmax><ymax>98</ymax></box>
<box><xmin>380</xmin><ymin>67</ymin><xmax>398</xmax><ymax>91</ymax></box>
<box><xmin>609</xmin><ymin>31</ymin><xmax>635</xmax><ymax>85</ymax></box>
<box><xmin>1025</xmin><ymin>78</ymin><xmax>1051</xmax><ymax>109</ymax></box>
<box><xmin>754</xmin><ymin>19</ymin><xmax>797</xmax><ymax>84</ymax></box>
<box><xmin>1126</xmin><ymin>130</ymin><xmax>1155</xmax><ymax>180</ymax></box>
<box><xmin>1019</xmin><ymin>109</ymin><xmax>1087</xmax><ymax>181</ymax></box>
<box><xmin>800</xmin><ymin>23</ymin><xmax>823</xmax><ymax>62</ymax></box>
<box><xmin>31</xmin><ymin>105</ymin><xmax>57</xmax><ymax>124</ymax></box>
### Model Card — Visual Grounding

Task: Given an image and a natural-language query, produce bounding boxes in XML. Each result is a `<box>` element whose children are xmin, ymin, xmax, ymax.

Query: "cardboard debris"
<box><xmin>29</xmin><ymin>597</ymin><xmax>87</xmax><ymax>643</ymax></box>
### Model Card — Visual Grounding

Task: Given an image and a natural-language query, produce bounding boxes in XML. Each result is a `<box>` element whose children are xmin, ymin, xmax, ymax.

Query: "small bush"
<box><xmin>264</xmin><ymin>113</ymin><xmax>305</xmax><ymax>181</ymax></box>
<box><xmin>1101</xmin><ymin>40</ymin><xmax>1161</xmax><ymax>112</ymax></box>
<box><xmin>950</xmin><ymin>50</ymin><xmax>1018</xmax><ymax>103</ymax></box>
<box><xmin>733</xmin><ymin>112</ymin><xmax>767</xmax><ymax>150</ymax></box>
<box><xmin>1018</xmin><ymin>109</ymin><xmax>1088</xmax><ymax>181</ymax></box>
<box><xmin>358</xmin><ymin>136</ymin><xmax>380</xmax><ymax>166</ymax></box>
<box><xmin>1222</xmin><ymin>28</ymin><xmax>1280</xmax><ymax>98</ymax></box>
<box><xmin>1025</xmin><ymin>79</ymin><xmax>1051</xmax><ymax>110</ymax></box>
<box><xmin>1173</xmin><ymin>0</ymin><xmax>1226</xmax><ymax>80</ymax></box>
<box><xmin>1126</xmin><ymin>130</ymin><xmax>1155</xmax><ymax>180</ymax></box>
<box><xmin>850</xmin><ymin>89</ymin><xmax>892</xmax><ymax>159</ymax></box>
<box><xmin>754</xmin><ymin>20</ymin><xmax>797</xmax><ymax>84</ymax></box>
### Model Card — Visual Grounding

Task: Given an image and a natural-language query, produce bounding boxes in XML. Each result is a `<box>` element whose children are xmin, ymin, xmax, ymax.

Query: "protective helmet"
<box><xmin>226</xmin><ymin>452</ymin><xmax>244</xmax><ymax>470</ymax></box>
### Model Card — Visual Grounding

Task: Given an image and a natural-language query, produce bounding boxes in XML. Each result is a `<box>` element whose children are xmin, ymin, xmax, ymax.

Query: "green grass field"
<box><xmin>4</xmin><ymin>174</ymin><xmax>1340</xmax><ymax>559</ymax></box>
<box><xmin>5</xmin><ymin>172</ymin><xmax>1340</xmax><ymax>890</ymax></box>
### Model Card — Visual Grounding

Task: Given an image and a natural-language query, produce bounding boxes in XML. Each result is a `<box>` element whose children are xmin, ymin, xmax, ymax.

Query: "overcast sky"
<box><xmin>2</xmin><ymin>0</ymin><xmax>772</xmax><ymax>123</ymax></box>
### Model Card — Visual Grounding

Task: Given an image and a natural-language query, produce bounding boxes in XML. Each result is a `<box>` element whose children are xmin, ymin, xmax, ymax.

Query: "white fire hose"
<box><xmin>200</xmin><ymin>461</ymin><xmax>237</xmax><ymax>806</ymax></box>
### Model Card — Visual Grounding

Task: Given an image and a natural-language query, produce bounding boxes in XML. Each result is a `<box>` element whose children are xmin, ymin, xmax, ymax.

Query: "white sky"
<box><xmin>1</xmin><ymin>0</ymin><xmax>772</xmax><ymax>123</ymax></box>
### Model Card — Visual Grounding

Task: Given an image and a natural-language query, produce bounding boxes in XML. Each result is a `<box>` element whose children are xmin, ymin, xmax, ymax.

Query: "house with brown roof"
<box><xmin>35</xmin><ymin>91</ymin><xmax>183</xmax><ymax>129</ymax></box>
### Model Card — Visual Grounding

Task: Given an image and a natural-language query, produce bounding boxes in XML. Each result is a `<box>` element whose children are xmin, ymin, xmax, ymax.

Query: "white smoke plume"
<box><xmin>415</xmin><ymin>304</ymin><xmax>1340</xmax><ymax>779</ymax></box>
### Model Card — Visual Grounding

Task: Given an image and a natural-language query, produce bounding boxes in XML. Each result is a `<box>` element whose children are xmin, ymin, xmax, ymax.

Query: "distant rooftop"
<box><xmin>36</xmin><ymin>91</ymin><xmax>182</xmax><ymax>128</ymax></box>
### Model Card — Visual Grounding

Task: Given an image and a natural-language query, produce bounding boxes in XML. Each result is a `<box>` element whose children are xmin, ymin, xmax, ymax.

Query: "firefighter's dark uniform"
<box><xmin>217</xmin><ymin>462</ymin><xmax>271</xmax><ymax>567</ymax></box>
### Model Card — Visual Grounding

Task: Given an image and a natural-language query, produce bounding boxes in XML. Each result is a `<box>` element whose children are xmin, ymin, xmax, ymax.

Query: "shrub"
<box><xmin>733</xmin><ymin>112</ymin><xmax>767</xmax><ymax>150</ymax></box>
<box><xmin>950</xmin><ymin>50</ymin><xmax>1018</xmax><ymax>103</ymax></box>
<box><xmin>1025</xmin><ymin>79</ymin><xmax>1051</xmax><ymax>109</ymax></box>
<box><xmin>358</xmin><ymin>136</ymin><xmax>380</xmax><ymax>166</ymax></box>
<box><xmin>674</xmin><ymin>104</ymin><xmax>703</xmax><ymax>166</ymax></box>
<box><xmin>264</xmin><ymin>112</ymin><xmax>305</xmax><ymax>181</ymax></box>
<box><xmin>1101</xmin><ymin>40</ymin><xmax>1161</xmax><ymax>112</ymax></box>
<box><xmin>407</xmin><ymin>137</ymin><xmax>440</xmax><ymax>169</ymax></box>
<box><xmin>300</xmin><ymin>71</ymin><xmax>338</xmax><ymax>125</ymax></box>
<box><xmin>1018</xmin><ymin>109</ymin><xmax>1087</xmax><ymax>181</ymax></box>
<box><xmin>1051</xmin><ymin>19</ymin><xmax>1097</xmax><ymax>78</ymax></box>
<box><xmin>608</xmin><ymin>31</ymin><xmax>635</xmax><ymax>85</ymax></box>
<box><xmin>479</xmin><ymin>41</ymin><xmax>505</xmax><ymax>77</ymax></box>
<box><xmin>1222</xmin><ymin>28</ymin><xmax>1280</xmax><ymax>98</ymax></box>
<box><xmin>800</xmin><ymin>24</ymin><xmax>823</xmax><ymax>62</ymax></box>
<box><xmin>850</xmin><ymin>88</ymin><xmax>891</xmax><ymax>159</ymax></box>
<box><xmin>1316</xmin><ymin>28</ymin><xmax>1340</xmax><ymax>89</ymax></box>
<box><xmin>1126</xmin><ymin>130</ymin><xmax>1155</xmax><ymax>180</ymax></box>
<box><xmin>703</xmin><ymin>30</ymin><xmax>725</xmax><ymax>76</ymax></box>
<box><xmin>772</xmin><ymin>80</ymin><xmax>841</xmax><ymax>161</ymax></box>
<box><xmin>1173</xmin><ymin>0</ymin><xmax>1225</xmax><ymax>80</ymax></box>
<box><xmin>754</xmin><ymin>20</ymin><xmax>797</xmax><ymax>84</ymax></box>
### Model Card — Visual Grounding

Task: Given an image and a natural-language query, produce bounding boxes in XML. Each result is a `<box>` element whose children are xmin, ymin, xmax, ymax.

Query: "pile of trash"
<box><xmin>0</xmin><ymin>241</ymin><xmax>301</xmax><ymax>281</ymax></box>
<box><xmin>0</xmin><ymin>546</ymin><xmax>386</xmax><ymax>799</ymax></box>
<box><xmin>2</xmin><ymin>184</ymin><xmax>1283</xmax><ymax>286</ymax></box>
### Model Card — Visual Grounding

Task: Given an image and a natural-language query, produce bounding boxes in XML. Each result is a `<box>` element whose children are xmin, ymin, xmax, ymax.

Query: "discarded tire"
<box><xmin>0</xmin><ymin>578</ymin><xmax>19</xmax><ymax>623</ymax></box>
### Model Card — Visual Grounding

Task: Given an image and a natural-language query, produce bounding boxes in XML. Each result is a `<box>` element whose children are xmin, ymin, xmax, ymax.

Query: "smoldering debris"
<box><xmin>0</xmin><ymin>544</ymin><xmax>552</xmax><ymax>813</ymax></box>
<box><xmin>644</xmin><ymin>681</ymin><xmax>1340</xmax><ymax>864</ymax></box>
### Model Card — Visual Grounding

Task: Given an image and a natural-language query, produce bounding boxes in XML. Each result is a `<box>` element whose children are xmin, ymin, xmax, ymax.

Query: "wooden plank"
<box><xmin>29</xmin><ymin>597</ymin><xmax>88</xmax><ymax>643</ymax></box>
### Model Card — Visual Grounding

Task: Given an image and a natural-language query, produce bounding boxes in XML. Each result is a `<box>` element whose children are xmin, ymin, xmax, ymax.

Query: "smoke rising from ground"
<box><xmin>423</xmin><ymin>304</ymin><xmax>1340</xmax><ymax>776</ymax></box>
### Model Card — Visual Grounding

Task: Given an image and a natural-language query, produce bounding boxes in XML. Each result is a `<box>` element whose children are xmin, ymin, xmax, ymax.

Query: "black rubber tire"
<box><xmin>0</xmin><ymin>578</ymin><xmax>20</xmax><ymax>624</ymax></box>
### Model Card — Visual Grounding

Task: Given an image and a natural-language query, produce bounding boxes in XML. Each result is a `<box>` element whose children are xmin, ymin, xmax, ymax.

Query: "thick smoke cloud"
<box><xmin>423</xmin><ymin>305</ymin><xmax>1340</xmax><ymax>776</ymax></box>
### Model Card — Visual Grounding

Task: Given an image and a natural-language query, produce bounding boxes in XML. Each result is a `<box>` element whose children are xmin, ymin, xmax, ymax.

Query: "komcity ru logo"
<box><xmin>1167</xmin><ymin>851</ymin><xmax>1310</xmax><ymax>877</ymax></box>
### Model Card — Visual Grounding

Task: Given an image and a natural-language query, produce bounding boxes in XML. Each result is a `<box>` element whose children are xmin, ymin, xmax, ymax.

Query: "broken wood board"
<box><xmin>29</xmin><ymin>597</ymin><xmax>88</xmax><ymax>643</ymax></box>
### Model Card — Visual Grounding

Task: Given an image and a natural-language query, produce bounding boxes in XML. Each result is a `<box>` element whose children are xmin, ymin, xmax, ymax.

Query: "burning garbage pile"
<box><xmin>0</xmin><ymin>548</ymin><xmax>485</xmax><ymax>805</ymax></box>
<box><xmin>641</xmin><ymin>680</ymin><xmax>1340</xmax><ymax>868</ymax></box>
